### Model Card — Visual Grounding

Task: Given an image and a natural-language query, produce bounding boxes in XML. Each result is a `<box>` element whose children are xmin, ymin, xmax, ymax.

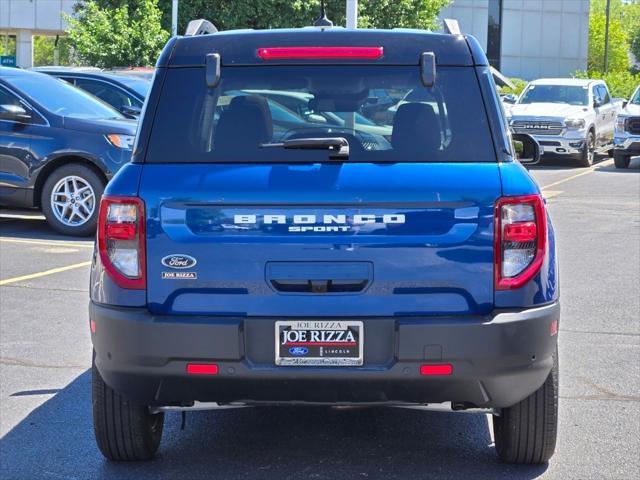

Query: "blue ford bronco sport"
<box><xmin>89</xmin><ymin>19</ymin><xmax>559</xmax><ymax>464</ymax></box>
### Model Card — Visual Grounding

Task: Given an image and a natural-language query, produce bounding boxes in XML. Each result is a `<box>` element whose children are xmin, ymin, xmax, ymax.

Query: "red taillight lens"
<box><xmin>494</xmin><ymin>194</ymin><xmax>547</xmax><ymax>290</ymax></box>
<box><xmin>503</xmin><ymin>222</ymin><xmax>537</xmax><ymax>243</ymax></box>
<box><xmin>257</xmin><ymin>46</ymin><xmax>384</xmax><ymax>60</ymax></box>
<box><xmin>98</xmin><ymin>196</ymin><xmax>146</xmax><ymax>290</ymax></box>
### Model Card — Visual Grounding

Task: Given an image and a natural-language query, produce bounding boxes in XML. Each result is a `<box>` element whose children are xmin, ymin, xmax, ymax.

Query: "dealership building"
<box><xmin>439</xmin><ymin>0</ymin><xmax>590</xmax><ymax>78</ymax></box>
<box><xmin>1</xmin><ymin>0</ymin><xmax>75</xmax><ymax>67</ymax></box>
<box><xmin>2</xmin><ymin>0</ymin><xmax>589</xmax><ymax>79</ymax></box>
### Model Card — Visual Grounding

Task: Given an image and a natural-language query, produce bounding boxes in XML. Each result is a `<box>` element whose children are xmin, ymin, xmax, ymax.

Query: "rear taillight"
<box><xmin>98</xmin><ymin>196</ymin><xmax>146</xmax><ymax>289</ymax></box>
<box><xmin>494</xmin><ymin>194</ymin><xmax>547</xmax><ymax>290</ymax></box>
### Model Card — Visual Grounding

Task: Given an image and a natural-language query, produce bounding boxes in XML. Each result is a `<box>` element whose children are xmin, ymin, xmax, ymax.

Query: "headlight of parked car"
<box><xmin>615</xmin><ymin>116</ymin><xmax>627</xmax><ymax>132</ymax></box>
<box><xmin>565</xmin><ymin>118</ymin><xmax>585</xmax><ymax>129</ymax></box>
<box><xmin>105</xmin><ymin>134</ymin><xmax>135</xmax><ymax>150</ymax></box>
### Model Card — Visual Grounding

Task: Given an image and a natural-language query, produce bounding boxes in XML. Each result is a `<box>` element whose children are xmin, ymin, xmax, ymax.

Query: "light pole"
<box><xmin>604</xmin><ymin>0</ymin><xmax>611</xmax><ymax>73</ymax></box>
<box><xmin>172</xmin><ymin>0</ymin><xmax>179</xmax><ymax>37</ymax></box>
<box><xmin>346</xmin><ymin>0</ymin><xmax>358</xmax><ymax>29</ymax></box>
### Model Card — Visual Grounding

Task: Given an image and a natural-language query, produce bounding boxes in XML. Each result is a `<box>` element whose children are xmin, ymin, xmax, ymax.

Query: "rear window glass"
<box><xmin>146</xmin><ymin>66</ymin><xmax>495</xmax><ymax>163</ymax></box>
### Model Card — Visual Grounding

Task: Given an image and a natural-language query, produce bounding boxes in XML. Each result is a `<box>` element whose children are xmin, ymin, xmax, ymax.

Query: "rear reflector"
<box><xmin>90</xmin><ymin>319</ymin><xmax>96</xmax><ymax>334</ymax></box>
<box><xmin>186</xmin><ymin>363</ymin><xmax>219</xmax><ymax>375</ymax></box>
<box><xmin>257</xmin><ymin>46</ymin><xmax>384</xmax><ymax>60</ymax></box>
<box><xmin>420</xmin><ymin>364</ymin><xmax>453</xmax><ymax>376</ymax></box>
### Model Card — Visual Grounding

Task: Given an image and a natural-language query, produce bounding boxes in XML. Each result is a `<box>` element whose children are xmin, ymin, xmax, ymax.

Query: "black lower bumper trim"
<box><xmin>90</xmin><ymin>302</ymin><xmax>560</xmax><ymax>408</ymax></box>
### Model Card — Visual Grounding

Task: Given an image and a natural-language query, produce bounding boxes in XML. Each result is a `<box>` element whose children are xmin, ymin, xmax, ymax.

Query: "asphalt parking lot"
<box><xmin>0</xmin><ymin>157</ymin><xmax>638</xmax><ymax>480</ymax></box>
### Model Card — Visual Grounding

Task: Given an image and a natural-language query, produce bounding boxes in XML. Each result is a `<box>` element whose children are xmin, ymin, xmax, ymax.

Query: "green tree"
<box><xmin>33</xmin><ymin>36</ymin><xmax>72</xmax><ymax>66</ymax></box>
<box><xmin>66</xmin><ymin>0</ymin><xmax>169</xmax><ymax>68</ymax></box>
<box><xmin>588</xmin><ymin>0</ymin><xmax>630</xmax><ymax>72</ymax></box>
<box><xmin>621</xmin><ymin>1</ymin><xmax>640</xmax><ymax>67</ymax></box>
<box><xmin>0</xmin><ymin>36</ymin><xmax>16</xmax><ymax>56</ymax></box>
<box><xmin>155</xmin><ymin>0</ymin><xmax>448</xmax><ymax>35</ymax></box>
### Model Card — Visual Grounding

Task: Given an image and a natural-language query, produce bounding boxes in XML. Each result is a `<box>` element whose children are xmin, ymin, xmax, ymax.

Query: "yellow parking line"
<box><xmin>0</xmin><ymin>238</ymin><xmax>94</xmax><ymax>249</ymax></box>
<box><xmin>542</xmin><ymin>190</ymin><xmax>563</xmax><ymax>199</ymax></box>
<box><xmin>541</xmin><ymin>158</ymin><xmax>613</xmax><ymax>190</ymax></box>
<box><xmin>0</xmin><ymin>261</ymin><xmax>91</xmax><ymax>286</ymax></box>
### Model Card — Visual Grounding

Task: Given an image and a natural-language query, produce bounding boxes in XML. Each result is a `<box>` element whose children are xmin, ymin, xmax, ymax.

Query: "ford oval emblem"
<box><xmin>288</xmin><ymin>346</ymin><xmax>309</xmax><ymax>356</ymax></box>
<box><xmin>161</xmin><ymin>254</ymin><xmax>197</xmax><ymax>269</ymax></box>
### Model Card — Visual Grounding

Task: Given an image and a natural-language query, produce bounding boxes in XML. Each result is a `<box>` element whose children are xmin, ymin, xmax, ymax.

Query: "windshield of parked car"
<box><xmin>630</xmin><ymin>87</ymin><xmax>640</xmax><ymax>105</ymax></box>
<box><xmin>147</xmin><ymin>66</ymin><xmax>495</xmax><ymax>163</ymax></box>
<box><xmin>4</xmin><ymin>73</ymin><xmax>124</xmax><ymax>119</ymax></box>
<box><xmin>109</xmin><ymin>75</ymin><xmax>151</xmax><ymax>97</ymax></box>
<box><xmin>518</xmin><ymin>84</ymin><xmax>588</xmax><ymax>106</ymax></box>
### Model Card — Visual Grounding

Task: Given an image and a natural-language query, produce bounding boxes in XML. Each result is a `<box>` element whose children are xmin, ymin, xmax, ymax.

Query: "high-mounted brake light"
<box><xmin>494</xmin><ymin>194</ymin><xmax>547</xmax><ymax>290</ymax></box>
<box><xmin>98</xmin><ymin>196</ymin><xmax>146</xmax><ymax>289</ymax></box>
<box><xmin>257</xmin><ymin>46</ymin><xmax>384</xmax><ymax>60</ymax></box>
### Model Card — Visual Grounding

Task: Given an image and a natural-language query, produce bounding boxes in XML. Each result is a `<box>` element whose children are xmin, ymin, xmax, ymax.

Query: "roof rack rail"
<box><xmin>185</xmin><ymin>19</ymin><xmax>218</xmax><ymax>36</ymax></box>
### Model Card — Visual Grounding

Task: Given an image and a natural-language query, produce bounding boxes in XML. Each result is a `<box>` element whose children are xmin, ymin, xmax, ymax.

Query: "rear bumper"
<box><xmin>90</xmin><ymin>301</ymin><xmax>559</xmax><ymax>408</ymax></box>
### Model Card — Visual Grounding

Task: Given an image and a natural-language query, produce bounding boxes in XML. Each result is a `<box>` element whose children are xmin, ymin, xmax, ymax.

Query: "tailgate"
<box><xmin>140</xmin><ymin>162</ymin><xmax>501</xmax><ymax>316</ymax></box>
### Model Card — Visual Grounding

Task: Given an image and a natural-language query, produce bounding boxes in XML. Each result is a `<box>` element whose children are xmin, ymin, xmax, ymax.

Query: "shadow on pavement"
<box><xmin>0</xmin><ymin>371</ymin><xmax>548</xmax><ymax>480</ymax></box>
<box><xmin>595</xmin><ymin>156</ymin><xmax>640</xmax><ymax>172</ymax></box>
<box><xmin>528</xmin><ymin>154</ymin><xmax>611</xmax><ymax>171</ymax></box>
<box><xmin>0</xmin><ymin>217</ymin><xmax>93</xmax><ymax>242</ymax></box>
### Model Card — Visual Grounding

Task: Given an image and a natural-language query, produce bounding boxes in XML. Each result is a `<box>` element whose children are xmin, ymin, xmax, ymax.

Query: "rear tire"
<box><xmin>92</xmin><ymin>353</ymin><xmax>164</xmax><ymax>461</ymax></box>
<box><xmin>493</xmin><ymin>348</ymin><xmax>558</xmax><ymax>464</ymax></box>
<box><xmin>614</xmin><ymin>153</ymin><xmax>631</xmax><ymax>169</ymax></box>
<box><xmin>577</xmin><ymin>131</ymin><xmax>595</xmax><ymax>167</ymax></box>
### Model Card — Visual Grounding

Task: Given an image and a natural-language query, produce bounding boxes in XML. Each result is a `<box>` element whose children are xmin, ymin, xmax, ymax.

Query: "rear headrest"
<box><xmin>214</xmin><ymin>95</ymin><xmax>273</xmax><ymax>155</ymax></box>
<box><xmin>392</xmin><ymin>103</ymin><xmax>441</xmax><ymax>158</ymax></box>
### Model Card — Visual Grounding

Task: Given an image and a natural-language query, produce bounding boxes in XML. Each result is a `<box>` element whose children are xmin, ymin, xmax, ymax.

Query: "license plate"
<box><xmin>275</xmin><ymin>320</ymin><xmax>363</xmax><ymax>366</ymax></box>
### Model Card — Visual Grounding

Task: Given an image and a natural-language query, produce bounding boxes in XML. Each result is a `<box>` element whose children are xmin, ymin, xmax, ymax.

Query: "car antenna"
<box><xmin>314</xmin><ymin>0</ymin><xmax>333</xmax><ymax>27</ymax></box>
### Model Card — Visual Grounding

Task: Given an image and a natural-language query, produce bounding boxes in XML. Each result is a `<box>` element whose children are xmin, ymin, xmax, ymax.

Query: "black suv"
<box><xmin>0</xmin><ymin>67</ymin><xmax>136</xmax><ymax>235</ymax></box>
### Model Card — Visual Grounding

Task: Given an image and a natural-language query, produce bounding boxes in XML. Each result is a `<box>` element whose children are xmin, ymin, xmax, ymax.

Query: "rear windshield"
<box><xmin>146</xmin><ymin>66</ymin><xmax>495</xmax><ymax>163</ymax></box>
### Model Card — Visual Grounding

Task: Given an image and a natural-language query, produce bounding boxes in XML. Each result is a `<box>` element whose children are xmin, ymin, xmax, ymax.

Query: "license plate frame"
<box><xmin>275</xmin><ymin>320</ymin><xmax>364</xmax><ymax>366</ymax></box>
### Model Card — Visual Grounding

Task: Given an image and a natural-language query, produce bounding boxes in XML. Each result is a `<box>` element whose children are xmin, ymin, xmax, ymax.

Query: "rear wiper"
<box><xmin>260</xmin><ymin>137</ymin><xmax>349</xmax><ymax>158</ymax></box>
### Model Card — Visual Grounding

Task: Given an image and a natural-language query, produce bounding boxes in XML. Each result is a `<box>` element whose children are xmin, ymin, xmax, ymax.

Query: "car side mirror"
<box><xmin>121</xmin><ymin>104</ymin><xmax>142</xmax><ymax>118</ymax></box>
<box><xmin>512</xmin><ymin>133</ymin><xmax>541</xmax><ymax>166</ymax></box>
<box><xmin>502</xmin><ymin>93</ymin><xmax>518</xmax><ymax>104</ymax></box>
<box><xmin>593</xmin><ymin>98</ymin><xmax>602</xmax><ymax>108</ymax></box>
<box><xmin>0</xmin><ymin>104</ymin><xmax>31</xmax><ymax>123</ymax></box>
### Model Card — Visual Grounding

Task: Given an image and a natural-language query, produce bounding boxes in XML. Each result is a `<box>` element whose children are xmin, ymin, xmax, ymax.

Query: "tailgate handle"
<box><xmin>266</xmin><ymin>262</ymin><xmax>373</xmax><ymax>294</ymax></box>
<box><xmin>270</xmin><ymin>278</ymin><xmax>368</xmax><ymax>294</ymax></box>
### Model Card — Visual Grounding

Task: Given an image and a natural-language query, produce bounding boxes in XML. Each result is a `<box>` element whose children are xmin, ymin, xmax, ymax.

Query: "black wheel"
<box><xmin>577</xmin><ymin>131</ymin><xmax>595</xmax><ymax>167</ymax></box>
<box><xmin>493</xmin><ymin>348</ymin><xmax>559</xmax><ymax>464</ymax></box>
<box><xmin>40</xmin><ymin>164</ymin><xmax>105</xmax><ymax>236</ymax></box>
<box><xmin>92</xmin><ymin>353</ymin><xmax>164</xmax><ymax>461</ymax></box>
<box><xmin>614</xmin><ymin>153</ymin><xmax>631</xmax><ymax>169</ymax></box>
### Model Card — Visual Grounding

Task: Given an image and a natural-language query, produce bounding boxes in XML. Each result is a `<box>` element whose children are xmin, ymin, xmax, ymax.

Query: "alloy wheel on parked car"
<box><xmin>50</xmin><ymin>175</ymin><xmax>96</xmax><ymax>227</ymax></box>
